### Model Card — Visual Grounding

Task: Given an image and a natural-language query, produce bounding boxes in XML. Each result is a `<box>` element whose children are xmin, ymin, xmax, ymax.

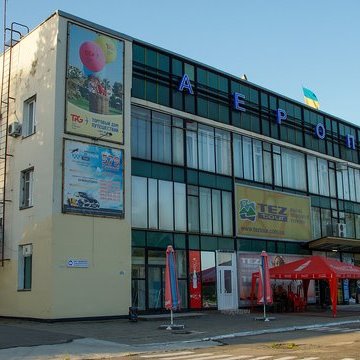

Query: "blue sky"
<box><xmin>3</xmin><ymin>0</ymin><xmax>360</xmax><ymax>126</ymax></box>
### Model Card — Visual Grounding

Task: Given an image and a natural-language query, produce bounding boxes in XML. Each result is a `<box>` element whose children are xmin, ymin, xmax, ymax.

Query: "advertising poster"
<box><xmin>189</xmin><ymin>251</ymin><xmax>202</xmax><ymax>309</ymax></box>
<box><xmin>63</xmin><ymin>140</ymin><xmax>124</xmax><ymax>217</ymax></box>
<box><xmin>236</xmin><ymin>184</ymin><xmax>311</xmax><ymax>241</ymax></box>
<box><xmin>237</xmin><ymin>252</ymin><xmax>316</xmax><ymax>306</ymax></box>
<box><xmin>66</xmin><ymin>23</ymin><xmax>124</xmax><ymax>143</ymax></box>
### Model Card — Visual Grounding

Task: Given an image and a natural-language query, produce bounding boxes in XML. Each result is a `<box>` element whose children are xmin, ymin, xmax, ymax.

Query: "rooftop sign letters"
<box><xmin>178</xmin><ymin>74</ymin><xmax>357</xmax><ymax>150</ymax></box>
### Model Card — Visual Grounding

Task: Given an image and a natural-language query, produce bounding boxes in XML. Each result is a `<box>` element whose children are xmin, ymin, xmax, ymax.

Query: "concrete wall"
<box><xmin>50</xmin><ymin>16</ymin><xmax>132</xmax><ymax>318</ymax></box>
<box><xmin>0</xmin><ymin>14</ymin><xmax>59</xmax><ymax>318</ymax></box>
<box><xmin>0</xmin><ymin>13</ymin><xmax>132</xmax><ymax>319</ymax></box>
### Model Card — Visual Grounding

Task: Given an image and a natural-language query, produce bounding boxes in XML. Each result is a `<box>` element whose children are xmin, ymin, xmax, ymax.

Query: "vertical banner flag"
<box><xmin>257</xmin><ymin>251</ymin><xmax>273</xmax><ymax>305</ymax></box>
<box><xmin>189</xmin><ymin>250</ymin><xmax>202</xmax><ymax>308</ymax></box>
<box><xmin>165</xmin><ymin>245</ymin><xmax>181</xmax><ymax>310</ymax></box>
<box><xmin>302</xmin><ymin>87</ymin><xmax>320</xmax><ymax>109</ymax></box>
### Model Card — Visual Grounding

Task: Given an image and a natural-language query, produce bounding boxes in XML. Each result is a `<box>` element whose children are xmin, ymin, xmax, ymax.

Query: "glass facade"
<box><xmin>131</xmin><ymin>41</ymin><xmax>360</xmax><ymax>311</ymax></box>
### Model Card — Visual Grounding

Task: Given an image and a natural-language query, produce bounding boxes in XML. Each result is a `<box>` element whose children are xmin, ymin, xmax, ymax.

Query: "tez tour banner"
<box><xmin>63</xmin><ymin>140</ymin><xmax>124</xmax><ymax>217</ymax></box>
<box><xmin>66</xmin><ymin>23</ymin><xmax>124</xmax><ymax>143</ymax></box>
<box><xmin>236</xmin><ymin>185</ymin><xmax>311</xmax><ymax>241</ymax></box>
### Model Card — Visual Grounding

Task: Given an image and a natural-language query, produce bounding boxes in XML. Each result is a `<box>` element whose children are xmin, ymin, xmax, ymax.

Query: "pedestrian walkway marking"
<box><xmin>162</xmin><ymin>353</ymin><xmax>235</xmax><ymax>360</ymax></box>
<box><xmin>140</xmin><ymin>352</ymin><xmax>354</xmax><ymax>360</ymax></box>
<box><xmin>307</xmin><ymin>326</ymin><xmax>360</xmax><ymax>334</ymax></box>
<box><xmin>140</xmin><ymin>352</ymin><xmax>194</xmax><ymax>358</ymax></box>
<box><xmin>158</xmin><ymin>353</ymin><xmax>214</xmax><ymax>360</ymax></box>
<box><xmin>167</xmin><ymin>355</ymin><xmax>232</xmax><ymax>360</ymax></box>
<box><xmin>218</xmin><ymin>356</ymin><xmax>252</xmax><ymax>360</ymax></box>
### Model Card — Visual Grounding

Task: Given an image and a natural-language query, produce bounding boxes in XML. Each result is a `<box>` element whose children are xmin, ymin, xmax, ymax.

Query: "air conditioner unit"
<box><xmin>335</xmin><ymin>223</ymin><xmax>347</xmax><ymax>238</ymax></box>
<box><xmin>22</xmin><ymin>244</ymin><xmax>32</xmax><ymax>257</ymax></box>
<box><xmin>8</xmin><ymin>122</ymin><xmax>22</xmax><ymax>137</ymax></box>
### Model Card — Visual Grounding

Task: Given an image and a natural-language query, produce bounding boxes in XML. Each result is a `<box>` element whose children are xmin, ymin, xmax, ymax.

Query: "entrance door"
<box><xmin>216</xmin><ymin>252</ymin><xmax>238</xmax><ymax>310</ymax></box>
<box><xmin>148</xmin><ymin>266</ymin><xmax>165</xmax><ymax>309</ymax></box>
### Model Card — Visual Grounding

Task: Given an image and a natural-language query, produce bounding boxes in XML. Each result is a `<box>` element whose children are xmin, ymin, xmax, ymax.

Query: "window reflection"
<box><xmin>201</xmin><ymin>251</ymin><xmax>217</xmax><ymax>308</ymax></box>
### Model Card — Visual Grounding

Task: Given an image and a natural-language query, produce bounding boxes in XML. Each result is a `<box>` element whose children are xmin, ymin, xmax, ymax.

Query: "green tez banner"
<box><xmin>235</xmin><ymin>184</ymin><xmax>311</xmax><ymax>241</ymax></box>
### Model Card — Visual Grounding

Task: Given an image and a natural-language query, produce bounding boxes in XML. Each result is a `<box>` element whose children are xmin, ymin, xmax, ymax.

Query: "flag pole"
<box><xmin>262</xmin><ymin>258</ymin><xmax>269</xmax><ymax>321</ymax></box>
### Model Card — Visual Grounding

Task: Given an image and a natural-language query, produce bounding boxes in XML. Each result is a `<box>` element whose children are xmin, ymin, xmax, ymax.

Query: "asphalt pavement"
<box><xmin>0</xmin><ymin>305</ymin><xmax>360</xmax><ymax>360</ymax></box>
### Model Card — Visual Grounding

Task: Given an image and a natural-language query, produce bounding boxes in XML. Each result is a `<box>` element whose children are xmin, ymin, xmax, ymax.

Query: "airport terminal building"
<box><xmin>1</xmin><ymin>11</ymin><xmax>360</xmax><ymax>319</ymax></box>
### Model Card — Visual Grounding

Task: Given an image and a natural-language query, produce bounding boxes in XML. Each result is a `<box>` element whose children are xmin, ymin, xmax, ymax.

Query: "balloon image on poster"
<box><xmin>66</xmin><ymin>23</ymin><xmax>124</xmax><ymax>143</ymax></box>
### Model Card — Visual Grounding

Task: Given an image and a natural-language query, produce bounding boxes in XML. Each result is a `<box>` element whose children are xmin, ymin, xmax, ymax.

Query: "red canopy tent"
<box><xmin>251</xmin><ymin>255</ymin><xmax>360</xmax><ymax>317</ymax></box>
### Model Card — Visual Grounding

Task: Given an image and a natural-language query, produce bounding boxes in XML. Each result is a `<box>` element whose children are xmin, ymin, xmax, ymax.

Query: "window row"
<box><xmin>133</xmin><ymin>43</ymin><xmax>360</xmax><ymax>164</ymax></box>
<box><xmin>132</xmin><ymin>105</ymin><xmax>231</xmax><ymax>175</ymax></box>
<box><xmin>233</xmin><ymin>135</ymin><xmax>307</xmax><ymax>191</ymax></box>
<box><xmin>131</xmin><ymin>176</ymin><xmax>233</xmax><ymax>236</ymax></box>
<box><xmin>132</xmin><ymin>105</ymin><xmax>360</xmax><ymax>201</ymax></box>
<box><xmin>311</xmin><ymin>207</ymin><xmax>360</xmax><ymax>240</ymax></box>
<box><xmin>234</xmin><ymin>135</ymin><xmax>360</xmax><ymax>199</ymax></box>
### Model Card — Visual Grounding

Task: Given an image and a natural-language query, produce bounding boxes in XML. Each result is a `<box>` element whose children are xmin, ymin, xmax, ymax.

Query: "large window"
<box><xmin>215</xmin><ymin>129</ymin><xmax>231</xmax><ymax>175</ymax></box>
<box><xmin>20</xmin><ymin>168</ymin><xmax>34</xmax><ymax>209</ymax></box>
<box><xmin>307</xmin><ymin>156</ymin><xmax>330</xmax><ymax>196</ymax></box>
<box><xmin>131</xmin><ymin>106</ymin><xmax>151</xmax><ymax>159</ymax></box>
<box><xmin>281</xmin><ymin>148</ymin><xmax>306</xmax><ymax>191</ymax></box>
<box><xmin>132</xmin><ymin>176</ymin><xmax>186</xmax><ymax>232</ymax></box>
<box><xmin>187</xmin><ymin>122</ymin><xmax>231</xmax><ymax>175</ymax></box>
<box><xmin>132</xmin><ymin>105</ymin><xmax>232</xmax><ymax>174</ymax></box>
<box><xmin>131</xmin><ymin>106</ymin><xmax>183</xmax><ymax>165</ymax></box>
<box><xmin>18</xmin><ymin>245</ymin><xmax>32</xmax><ymax>290</ymax></box>
<box><xmin>188</xmin><ymin>186</ymin><xmax>233</xmax><ymax>236</ymax></box>
<box><xmin>198</xmin><ymin>124</ymin><xmax>215</xmax><ymax>172</ymax></box>
<box><xmin>23</xmin><ymin>96</ymin><xmax>36</xmax><ymax>137</ymax></box>
<box><xmin>132</xmin><ymin>176</ymin><xmax>148</xmax><ymax>228</ymax></box>
<box><xmin>152</xmin><ymin>112</ymin><xmax>171</xmax><ymax>163</ymax></box>
<box><xmin>186</xmin><ymin>121</ymin><xmax>198</xmax><ymax>169</ymax></box>
<box><xmin>233</xmin><ymin>134</ymin><xmax>254</xmax><ymax>180</ymax></box>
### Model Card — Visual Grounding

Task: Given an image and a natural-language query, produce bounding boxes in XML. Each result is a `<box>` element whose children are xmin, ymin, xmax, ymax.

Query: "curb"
<box><xmin>202</xmin><ymin>319</ymin><xmax>360</xmax><ymax>341</ymax></box>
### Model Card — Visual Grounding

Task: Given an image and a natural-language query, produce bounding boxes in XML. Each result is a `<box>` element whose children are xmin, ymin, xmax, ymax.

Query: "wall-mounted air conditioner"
<box><xmin>22</xmin><ymin>244</ymin><xmax>32</xmax><ymax>257</ymax></box>
<box><xmin>335</xmin><ymin>223</ymin><xmax>347</xmax><ymax>238</ymax></box>
<box><xmin>8</xmin><ymin>122</ymin><xmax>22</xmax><ymax>137</ymax></box>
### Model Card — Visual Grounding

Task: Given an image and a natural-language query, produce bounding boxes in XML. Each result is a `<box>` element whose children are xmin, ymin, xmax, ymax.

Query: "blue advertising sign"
<box><xmin>63</xmin><ymin>140</ymin><xmax>124</xmax><ymax>217</ymax></box>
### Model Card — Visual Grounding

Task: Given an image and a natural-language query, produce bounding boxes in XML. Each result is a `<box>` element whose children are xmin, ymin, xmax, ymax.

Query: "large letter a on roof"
<box><xmin>178</xmin><ymin>74</ymin><xmax>194</xmax><ymax>94</ymax></box>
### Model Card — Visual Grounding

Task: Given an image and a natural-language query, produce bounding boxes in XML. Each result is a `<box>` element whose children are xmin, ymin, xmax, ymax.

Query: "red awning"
<box><xmin>251</xmin><ymin>255</ymin><xmax>360</xmax><ymax>317</ymax></box>
<box><xmin>253</xmin><ymin>255</ymin><xmax>360</xmax><ymax>280</ymax></box>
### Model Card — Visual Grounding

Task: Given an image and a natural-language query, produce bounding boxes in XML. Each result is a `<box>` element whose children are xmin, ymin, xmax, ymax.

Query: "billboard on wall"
<box><xmin>63</xmin><ymin>140</ymin><xmax>124</xmax><ymax>217</ymax></box>
<box><xmin>66</xmin><ymin>23</ymin><xmax>124</xmax><ymax>143</ymax></box>
<box><xmin>235</xmin><ymin>184</ymin><xmax>311</xmax><ymax>241</ymax></box>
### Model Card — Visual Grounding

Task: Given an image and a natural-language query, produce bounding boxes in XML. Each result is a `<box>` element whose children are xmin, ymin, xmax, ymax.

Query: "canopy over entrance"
<box><xmin>251</xmin><ymin>255</ymin><xmax>360</xmax><ymax>317</ymax></box>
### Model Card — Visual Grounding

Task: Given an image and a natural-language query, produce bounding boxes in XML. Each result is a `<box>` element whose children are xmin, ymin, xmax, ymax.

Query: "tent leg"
<box><xmin>264</xmin><ymin>303</ymin><xmax>269</xmax><ymax>321</ymax></box>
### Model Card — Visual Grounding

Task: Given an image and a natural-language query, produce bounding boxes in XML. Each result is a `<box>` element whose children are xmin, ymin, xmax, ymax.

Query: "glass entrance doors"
<box><xmin>216</xmin><ymin>252</ymin><xmax>238</xmax><ymax>310</ymax></box>
<box><xmin>148</xmin><ymin>266</ymin><xmax>165</xmax><ymax>309</ymax></box>
<box><xmin>147</xmin><ymin>250</ymin><xmax>166</xmax><ymax>310</ymax></box>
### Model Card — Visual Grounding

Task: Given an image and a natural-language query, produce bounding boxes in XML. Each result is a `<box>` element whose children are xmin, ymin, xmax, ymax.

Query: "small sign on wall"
<box><xmin>67</xmin><ymin>259</ymin><xmax>89</xmax><ymax>268</ymax></box>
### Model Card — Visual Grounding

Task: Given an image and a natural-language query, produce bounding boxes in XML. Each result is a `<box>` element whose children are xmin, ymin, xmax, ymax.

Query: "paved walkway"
<box><xmin>0</xmin><ymin>305</ymin><xmax>360</xmax><ymax>360</ymax></box>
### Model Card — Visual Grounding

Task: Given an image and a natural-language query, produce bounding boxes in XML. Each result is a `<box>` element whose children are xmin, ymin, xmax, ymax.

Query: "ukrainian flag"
<box><xmin>302</xmin><ymin>87</ymin><xmax>320</xmax><ymax>109</ymax></box>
